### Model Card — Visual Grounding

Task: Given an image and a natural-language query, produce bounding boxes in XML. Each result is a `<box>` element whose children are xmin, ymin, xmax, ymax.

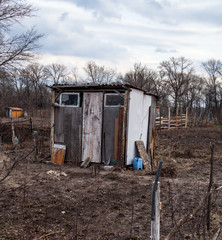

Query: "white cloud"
<box><xmin>22</xmin><ymin>0</ymin><xmax>222</xmax><ymax>74</ymax></box>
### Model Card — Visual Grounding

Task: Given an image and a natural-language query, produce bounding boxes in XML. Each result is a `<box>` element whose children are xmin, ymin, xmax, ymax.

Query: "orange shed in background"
<box><xmin>6</xmin><ymin>107</ymin><xmax>24</xmax><ymax>118</ymax></box>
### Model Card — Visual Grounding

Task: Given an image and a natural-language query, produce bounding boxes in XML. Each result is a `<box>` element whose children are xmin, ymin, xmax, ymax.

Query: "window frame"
<box><xmin>59</xmin><ymin>92</ymin><xmax>80</xmax><ymax>107</ymax></box>
<box><xmin>104</xmin><ymin>93</ymin><xmax>125</xmax><ymax>107</ymax></box>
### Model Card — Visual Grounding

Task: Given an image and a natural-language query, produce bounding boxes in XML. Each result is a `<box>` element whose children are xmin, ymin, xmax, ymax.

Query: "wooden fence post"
<box><xmin>168</xmin><ymin>107</ymin><xmax>171</xmax><ymax>129</ymax></box>
<box><xmin>30</xmin><ymin>117</ymin><xmax>33</xmax><ymax>133</ymax></box>
<box><xmin>176</xmin><ymin>108</ymin><xmax>178</xmax><ymax>129</ymax></box>
<box><xmin>33</xmin><ymin>131</ymin><xmax>38</xmax><ymax>161</ymax></box>
<box><xmin>185</xmin><ymin>107</ymin><xmax>188</xmax><ymax>128</ymax></box>
<box><xmin>11</xmin><ymin>118</ymin><xmax>16</xmax><ymax>146</ymax></box>
<box><xmin>50</xmin><ymin>90</ymin><xmax>55</xmax><ymax>155</ymax></box>
<box><xmin>151</xmin><ymin>182</ymin><xmax>160</xmax><ymax>240</ymax></box>
<box><xmin>0</xmin><ymin>136</ymin><xmax>2</xmax><ymax>156</ymax></box>
<box><xmin>151</xmin><ymin>161</ymin><xmax>162</xmax><ymax>240</ymax></box>
<box><xmin>180</xmin><ymin>107</ymin><xmax>182</xmax><ymax>128</ymax></box>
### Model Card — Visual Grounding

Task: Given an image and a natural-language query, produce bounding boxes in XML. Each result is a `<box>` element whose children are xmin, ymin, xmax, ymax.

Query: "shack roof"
<box><xmin>7</xmin><ymin>107</ymin><xmax>23</xmax><ymax>111</ymax></box>
<box><xmin>50</xmin><ymin>83</ymin><xmax>158</xmax><ymax>98</ymax></box>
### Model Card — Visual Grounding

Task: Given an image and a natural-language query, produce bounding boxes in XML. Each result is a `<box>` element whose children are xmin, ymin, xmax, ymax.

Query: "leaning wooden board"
<box><xmin>135</xmin><ymin>140</ymin><xmax>149</xmax><ymax>170</ymax></box>
<box><xmin>51</xmin><ymin>144</ymin><xmax>66</xmax><ymax>165</ymax></box>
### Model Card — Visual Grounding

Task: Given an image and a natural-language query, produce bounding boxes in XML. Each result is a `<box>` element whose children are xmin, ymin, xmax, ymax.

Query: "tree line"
<box><xmin>0</xmin><ymin>0</ymin><xmax>222</xmax><ymax>123</ymax></box>
<box><xmin>1</xmin><ymin>58</ymin><xmax>222</xmax><ymax>119</ymax></box>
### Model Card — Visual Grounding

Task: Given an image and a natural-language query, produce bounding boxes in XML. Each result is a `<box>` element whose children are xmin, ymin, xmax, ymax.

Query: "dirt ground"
<box><xmin>0</xmin><ymin>127</ymin><xmax>222</xmax><ymax>239</ymax></box>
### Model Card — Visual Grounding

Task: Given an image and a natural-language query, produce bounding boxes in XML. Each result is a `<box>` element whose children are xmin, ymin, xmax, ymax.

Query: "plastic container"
<box><xmin>133</xmin><ymin>157</ymin><xmax>143</xmax><ymax>170</ymax></box>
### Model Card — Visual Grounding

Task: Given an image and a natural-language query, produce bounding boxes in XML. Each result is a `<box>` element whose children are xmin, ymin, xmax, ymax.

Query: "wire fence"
<box><xmin>0</xmin><ymin>116</ymin><xmax>51</xmax><ymax>159</ymax></box>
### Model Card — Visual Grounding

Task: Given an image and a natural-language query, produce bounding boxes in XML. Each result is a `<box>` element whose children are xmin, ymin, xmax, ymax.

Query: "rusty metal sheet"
<box><xmin>51</xmin><ymin>144</ymin><xmax>66</xmax><ymax>165</ymax></box>
<box><xmin>82</xmin><ymin>92</ymin><xmax>103</xmax><ymax>163</ymax></box>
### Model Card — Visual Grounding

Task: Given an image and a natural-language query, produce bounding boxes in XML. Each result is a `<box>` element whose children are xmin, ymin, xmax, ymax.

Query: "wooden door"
<box><xmin>82</xmin><ymin>92</ymin><xmax>103</xmax><ymax>163</ymax></box>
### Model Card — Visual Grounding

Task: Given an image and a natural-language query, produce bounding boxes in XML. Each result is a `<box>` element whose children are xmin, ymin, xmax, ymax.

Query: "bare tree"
<box><xmin>0</xmin><ymin>68</ymin><xmax>16</xmax><ymax>114</ymax></box>
<box><xmin>0</xmin><ymin>0</ymin><xmax>42</xmax><ymax>68</ymax></box>
<box><xmin>70</xmin><ymin>67</ymin><xmax>84</xmax><ymax>84</ymax></box>
<box><xmin>202</xmin><ymin>59</ymin><xmax>222</xmax><ymax>109</ymax></box>
<box><xmin>14</xmin><ymin>63</ymin><xmax>50</xmax><ymax>112</ymax></box>
<box><xmin>84</xmin><ymin>61</ymin><xmax>118</xmax><ymax>84</ymax></box>
<box><xmin>183</xmin><ymin>74</ymin><xmax>205</xmax><ymax>108</ymax></box>
<box><xmin>159</xmin><ymin>57</ymin><xmax>194</xmax><ymax>111</ymax></box>
<box><xmin>153</xmin><ymin>72</ymin><xmax>170</xmax><ymax>106</ymax></box>
<box><xmin>44</xmin><ymin>63</ymin><xmax>68</xmax><ymax>84</ymax></box>
<box><xmin>123</xmin><ymin>63</ymin><xmax>157</xmax><ymax>92</ymax></box>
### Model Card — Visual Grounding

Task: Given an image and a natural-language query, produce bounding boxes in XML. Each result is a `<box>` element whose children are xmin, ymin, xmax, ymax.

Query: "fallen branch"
<box><xmin>207</xmin><ymin>142</ymin><xmax>214</xmax><ymax>230</ymax></box>
<box><xmin>212</xmin><ymin>227</ymin><xmax>221</xmax><ymax>240</ymax></box>
<box><xmin>0</xmin><ymin>147</ymin><xmax>34</xmax><ymax>183</ymax></box>
<box><xmin>164</xmin><ymin>202</ymin><xmax>203</xmax><ymax>240</ymax></box>
<box><xmin>164</xmin><ymin>185</ymin><xmax>222</xmax><ymax>240</ymax></box>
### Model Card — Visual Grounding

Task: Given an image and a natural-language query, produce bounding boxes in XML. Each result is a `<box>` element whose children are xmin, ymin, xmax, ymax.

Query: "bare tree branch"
<box><xmin>84</xmin><ymin>61</ymin><xmax>118</xmax><ymax>84</ymax></box>
<box><xmin>0</xmin><ymin>0</ymin><xmax>42</xmax><ymax>68</ymax></box>
<box><xmin>44</xmin><ymin>63</ymin><xmax>68</xmax><ymax>84</ymax></box>
<box><xmin>159</xmin><ymin>57</ymin><xmax>194</xmax><ymax>111</ymax></box>
<box><xmin>0</xmin><ymin>147</ymin><xmax>34</xmax><ymax>183</ymax></box>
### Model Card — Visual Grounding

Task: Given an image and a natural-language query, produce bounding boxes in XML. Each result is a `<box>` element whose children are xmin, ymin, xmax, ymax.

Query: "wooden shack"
<box><xmin>50</xmin><ymin>84</ymin><xmax>157</xmax><ymax>166</ymax></box>
<box><xmin>6</xmin><ymin>107</ymin><xmax>24</xmax><ymax>118</ymax></box>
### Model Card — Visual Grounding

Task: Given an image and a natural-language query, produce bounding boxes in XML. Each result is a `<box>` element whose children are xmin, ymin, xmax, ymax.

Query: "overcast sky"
<box><xmin>22</xmin><ymin>0</ymin><xmax>222</xmax><ymax>74</ymax></box>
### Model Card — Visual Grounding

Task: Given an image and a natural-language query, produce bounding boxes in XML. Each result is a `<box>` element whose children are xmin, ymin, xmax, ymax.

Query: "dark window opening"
<box><xmin>105</xmin><ymin>94</ymin><xmax>124</xmax><ymax>107</ymax></box>
<box><xmin>61</xmin><ymin>93</ymin><xmax>79</xmax><ymax>106</ymax></box>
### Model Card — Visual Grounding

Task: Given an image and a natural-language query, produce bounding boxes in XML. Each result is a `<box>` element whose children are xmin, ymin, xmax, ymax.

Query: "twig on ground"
<box><xmin>0</xmin><ymin>147</ymin><xmax>34</xmax><ymax>183</ymax></box>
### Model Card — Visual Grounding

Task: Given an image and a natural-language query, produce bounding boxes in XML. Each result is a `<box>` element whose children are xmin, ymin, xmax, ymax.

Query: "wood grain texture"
<box><xmin>50</xmin><ymin>91</ymin><xmax>55</xmax><ymax>154</ymax></box>
<box><xmin>135</xmin><ymin>140</ymin><xmax>149</xmax><ymax>170</ymax></box>
<box><xmin>51</xmin><ymin>144</ymin><xmax>66</xmax><ymax>165</ymax></box>
<box><xmin>82</xmin><ymin>92</ymin><xmax>103</xmax><ymax>163</ymax></box>
<box><xmin>54</xmin><ymin>106</ymin><xmax>64</xmax><ymax>143</ymax></box>
<box><xmin>64</xmin><ymin>107</ymin><xmax>82</xmax><ymax>164</ymax></box>
<box><xmin>54</xmin><ymin>106</ymin><xmax>82</xmax><ymax>164</ymax></box>
<box><xmin>151</xmin><ymin>183</ymin><xmax>160</xmax><ymax>240</ymax></box>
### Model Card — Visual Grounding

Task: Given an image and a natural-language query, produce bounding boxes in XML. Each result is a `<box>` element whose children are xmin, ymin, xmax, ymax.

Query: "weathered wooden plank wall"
<box><xmin>64</xmin><ymin>107</ymin><xmax>82</xmax><ymax>164</ymax></box>
<box><xmin>54</xmin><ymin>106</ymin><xmax>82</xmax><ymax>164</ymax></box>
<box><xmin>54</xmin><ymin>107</ymin><xmax>64</xmax><ymax>143</ymax></box>
<box><xmin>82</xmin><ymin>92</ymin><xmax>103</xmax><ymax>163</ymax></box>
